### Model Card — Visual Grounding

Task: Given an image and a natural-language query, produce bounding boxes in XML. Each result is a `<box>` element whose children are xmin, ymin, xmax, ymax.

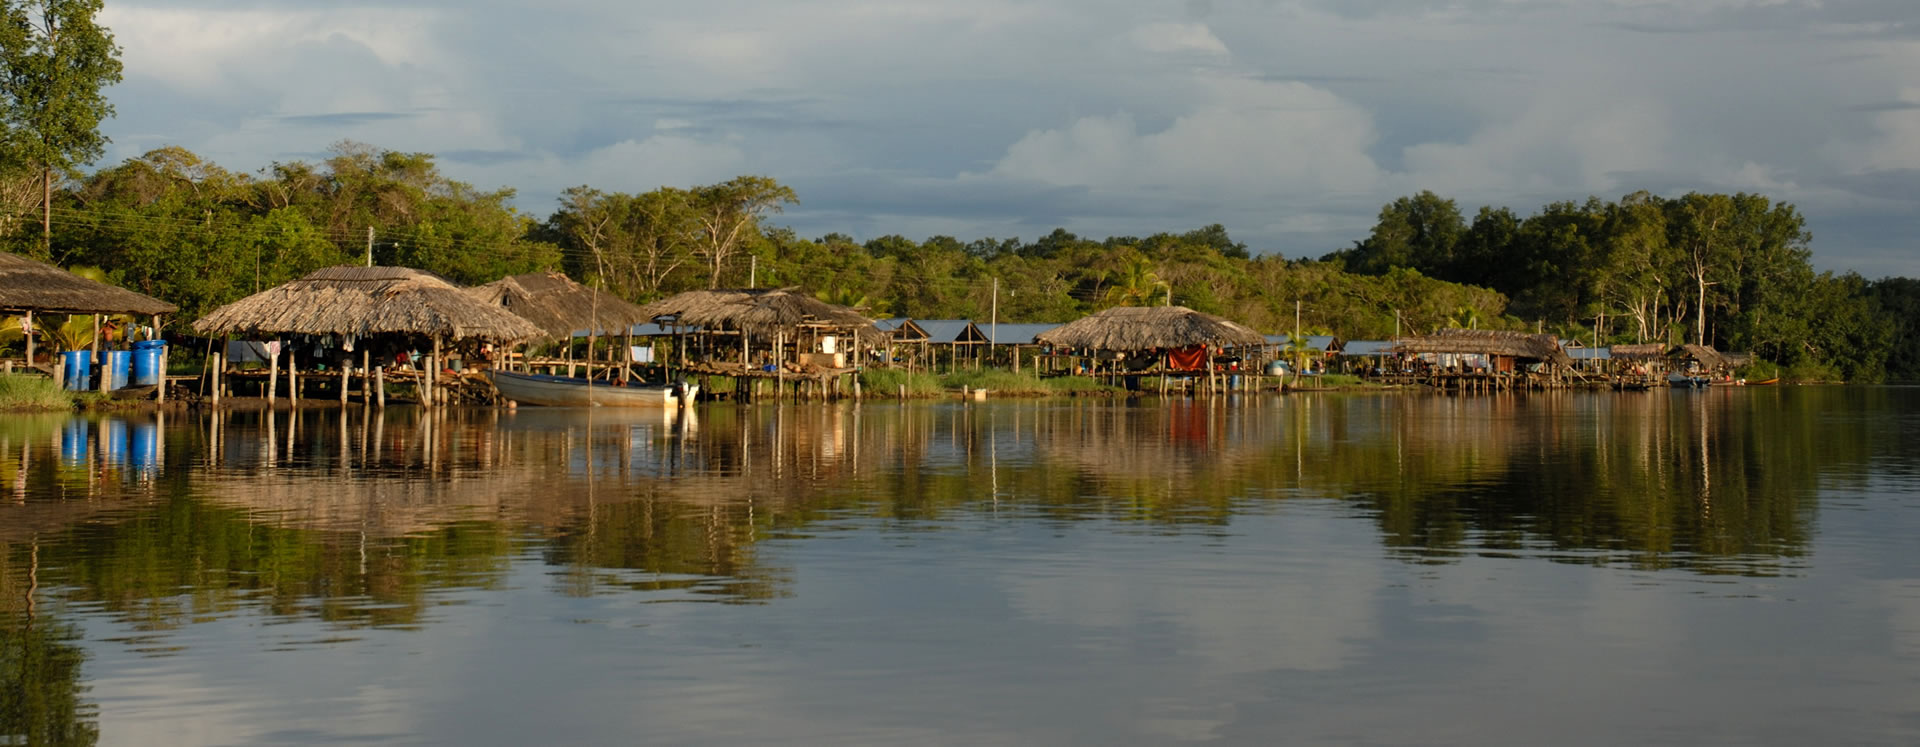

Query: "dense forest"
<box><xmin>0</xmin><ymin>142</ymin><xmax>1913</xmax><ymax>381</ymax></box>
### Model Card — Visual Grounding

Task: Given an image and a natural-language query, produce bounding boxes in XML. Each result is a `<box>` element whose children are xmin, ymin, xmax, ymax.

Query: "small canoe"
<box><xmin>1750</xmin><ymin>378</ymin><xmax>1779</xmax><ymax>386</ymax></box>
<box><xmin>487</xmin><ymin>369</ymin><xmax>696</xmax><ymax>407</ymax></box>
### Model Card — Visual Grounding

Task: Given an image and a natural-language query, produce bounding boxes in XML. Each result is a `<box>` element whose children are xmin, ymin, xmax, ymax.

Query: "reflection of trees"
<box><xmin>1</xmin><ymin>546</ymin><xmax>98</xmax><ymax>747</ymax></box>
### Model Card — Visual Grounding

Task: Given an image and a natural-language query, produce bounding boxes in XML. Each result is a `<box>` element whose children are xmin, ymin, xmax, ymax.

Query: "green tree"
<box><xmin>690</xmin><ymin>176</ymin><xmax>795</xmax><ymax>288</ymax></box>
<box><xmin>0</xmin><ymin>0</ymin><xmax>121</xmax><ymax>252</ymax></box>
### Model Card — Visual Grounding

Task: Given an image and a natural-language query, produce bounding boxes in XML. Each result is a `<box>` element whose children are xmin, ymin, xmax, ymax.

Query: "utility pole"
<box><xmin>990</xmin><ymin>278</ymin><xmax>999</xmax><ymax>363</ymax></box>
<box><xmin>366</xmin><ymin>226</ymin><xmax>374</xmax><ymax>267</ymax></box>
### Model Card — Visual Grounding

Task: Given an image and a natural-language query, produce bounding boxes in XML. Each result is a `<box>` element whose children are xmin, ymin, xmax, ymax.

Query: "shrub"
<box><xmin>0</xmin><ymin>374</ymin><xmax>74</xmax><ymax>411</ymax></box>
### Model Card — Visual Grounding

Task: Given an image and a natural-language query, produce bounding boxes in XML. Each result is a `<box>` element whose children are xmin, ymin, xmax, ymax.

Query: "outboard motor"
<box><xmin>674</xmin><ymin>377</ymin><xmax>692</xmax><ymax>405</ymax></box>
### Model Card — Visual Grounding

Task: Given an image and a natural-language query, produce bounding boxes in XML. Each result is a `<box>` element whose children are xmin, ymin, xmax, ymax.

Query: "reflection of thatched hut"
<box><xmin>1035</xmin><ymin>306</ymin><xmax>1266</xmax><ymax>351</ymax></box>
<box><xmin>637</xmin><ymin>288</ymin><xmax>874</xmax><ymax>374</ymax></box>
<box><xmin>468</xmin><ymin>271</ymin><xmax>652</xmax><ymax>343</ymax></box>
<box><xmin>194</xmin><ymin>266</ymin><xmax>544</xmax><ymax>405</ymax></box>
<box><xmin>1</xmin><ymin>251</ymin><xmax>178</xmax><ymax>374</ymax></box>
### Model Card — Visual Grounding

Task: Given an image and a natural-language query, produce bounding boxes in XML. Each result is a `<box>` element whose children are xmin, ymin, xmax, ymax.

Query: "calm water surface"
<box><xmin>3</xmin><ymin>388</ymin><xmax>1918</xmax><ymax>745</ymax></box>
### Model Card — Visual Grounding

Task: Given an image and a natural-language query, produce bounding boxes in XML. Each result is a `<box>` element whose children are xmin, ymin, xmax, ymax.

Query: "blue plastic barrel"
<box><xmin>131</xmin><ymin>339</ymin><xmax>166</xmax><ymax>386</ymax></box>
<box><xmin>104</xmin><ymin>350</ymin><xmax>131</xmax><ymax>390</ymax></box>
<box><xmin>62</xmin><ymin>350</ymin><xmax>92</xmax><ymax>391</ymax></box>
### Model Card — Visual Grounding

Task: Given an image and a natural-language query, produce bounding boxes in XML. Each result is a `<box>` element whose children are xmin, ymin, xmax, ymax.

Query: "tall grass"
<box><xmin>858</xmin><ymin>368</ymin><xmax>945</xmax><ymax>396</ymax></box>
<box><xmin>0</xmin><ymin>374</ymin><xmax>74</xmax><ymax>411</ymax></box>
<box><xmin>941</xmin><ymin>369</ymin><xmax>1119</xmax><ymax>395</ymax></box>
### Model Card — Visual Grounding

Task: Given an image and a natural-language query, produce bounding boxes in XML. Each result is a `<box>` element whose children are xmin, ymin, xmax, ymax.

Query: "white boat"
<box><xmin>487</xmin><ymin>369</ymin><xmax>696</xmax><ymax>407</ymax></box>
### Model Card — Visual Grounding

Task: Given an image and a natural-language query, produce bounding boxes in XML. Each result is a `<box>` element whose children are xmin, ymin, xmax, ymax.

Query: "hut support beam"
<box><xmin>376</xmin><ymin>364</ymin><xmax>386</xmax><ymax>407</ymax></box>
<box><xmin>156</xmin><ymin>314</ymin><xmax>168</xmax><ymax>403</ymax></box>
<box><xmin>210</xmin><ymin>350</ymin><xmax>222</xmax><ymax>406</ymax></box>
<box><xmin>428</xmin><ymin>337</ymin><xmax>441</xmax><ymax>407</ymax></box>
<box><xmin>361</xmin><ymin>349</ymin><xmax>371</xmax><ymax>405</ymax></box>
<box><xmin>289</xmin><ymin>346</ymin><xmax>299</xmax><ymax>406</ymax></box>
<box><xmin>23</xmin><ymin>311</ymin><xmax>33</xmax><ymax>370</ymax></box>
<box><xmin>267</xmin><ymin>343</ymin><xmax>278</xmax><ymax>405</ymax></box>
<box><xmin>93</xmin><ymin>314</ymin><xmax>104</xmax><ymax>393</ymax></box>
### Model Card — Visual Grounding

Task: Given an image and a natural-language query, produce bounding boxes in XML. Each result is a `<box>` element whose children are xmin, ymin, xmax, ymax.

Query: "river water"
<box><xmin>2</xmin><ymin>388</ymin><xmax>1917</xmax><ymax>745</ymax></box>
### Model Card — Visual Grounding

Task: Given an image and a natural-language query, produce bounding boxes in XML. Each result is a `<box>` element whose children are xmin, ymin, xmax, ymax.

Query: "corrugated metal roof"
<box><xmin>873</xmin><ymin>318</ymin><xmax>910</xmax><ymax>333</ymax></box>
<box><xmin>1569</xmin><ymin>347</ymin><xmax>1612</xmax><ymax>360</ymax></box>
<box><xmin>1341</xmin><ymin>340</ymin><xmax>1396</xmax><ymax>356</ymax></box>
<box><xmin>983</xmin><ymin>322</ymin><xmax>1063</xmax><ymax>345</ymax></box>
<box><xmin>1263</xmin><ymin>334</ymin><xmax>1338</xmax><ymax>352</ymax></box>
<box><xmin>910</xmin><ymin>319</ymin><xmax>983</xmax><ymax>344</ymax></box>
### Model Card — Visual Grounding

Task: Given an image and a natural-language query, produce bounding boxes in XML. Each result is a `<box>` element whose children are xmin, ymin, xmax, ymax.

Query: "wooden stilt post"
<box><xmin>93</xmin><ymin>314</ymin><xmax>105</xmax><ymax>393</ymax></box>
<box><xmin>210</xmin><ymin>350</ymin><xmax>223</xmax><ymax>406</ymax></box>
<box><xmin>156</xmin><ymin>315</ymin><xmax>169</xmax><ymax>403</ymax></box>
<box><xmin>376</xmin><ymin>363</ymin><xmax>386</xmax><ymax>407</ymax></box>
<box><xmin>361</xmin><ymin>349</ymin><xmax>371</xmax><ymax>405</ymax></box>
<box><xmin>23</xmin><ymin>310</ymin><xmax>33</xmax><ymax>371</ymax></box>
<box><xmin>428</xmin><ymin>337</ymin><xmax>441</xmax><ymax>407</ymax></box>
<box><xmin>288</xmin><ymin>345</ymin><xmax>299</xmax><ymax>407</ymax></box>
<box><xmin>340</xmin><ymin>355</ymin><xmax>349</xmax><ymax>406</ymax></box>
<box><xmin>267</xmin><ymin>341</ymin><xmax>279</xmax><ymax>405</ymax></box>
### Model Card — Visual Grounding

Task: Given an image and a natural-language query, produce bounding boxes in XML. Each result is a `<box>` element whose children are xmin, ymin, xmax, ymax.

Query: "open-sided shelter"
<box><xmin>1035</xmin><ymin>305</ymin><xmax>1267</xmax><ymax>384</ymax></box>
<box><xmin>194</xmin><ymin>266</ymin><xmax>544</xmax><ymax>405</ymax></box>
<box><xmin>1393</xmin><ymin>329</ymin><xmax>1573</xmax><ymax>373</ymax></box>
<box><xmin>636</xmin><ymin>288</ymin><xmax>873</xmax><ymax>374</ymax></box>
<box><xmin>1</xmin><ymin>251</ymin><xmax>179</xmax><ymax>391</ymax></box>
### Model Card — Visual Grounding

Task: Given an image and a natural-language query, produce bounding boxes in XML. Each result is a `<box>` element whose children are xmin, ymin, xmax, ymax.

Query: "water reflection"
<box><xmin>0</xmin><ymin>389</ymin><xmax>1909</xmax><ymax>743</ymax></box>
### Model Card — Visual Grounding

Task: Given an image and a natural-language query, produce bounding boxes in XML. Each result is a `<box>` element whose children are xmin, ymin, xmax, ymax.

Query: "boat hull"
<box><xmin>487</xmin><ymin>370</ymin><xmax>694</xmax><ymax>407</ymax></box>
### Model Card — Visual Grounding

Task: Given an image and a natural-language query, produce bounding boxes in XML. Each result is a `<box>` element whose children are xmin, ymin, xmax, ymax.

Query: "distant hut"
<box><xmin>194</xmin><ymin>266</ymin><xmax>544</xmax><ymax>405</ymax></box>
<box><xmin>1671</xmin><ymin>344</ymin><xmax>1737</xmax><ymax>379</ymax></box>
<box><xmin>1</xmin><ymin>251</ymin><xmax>177</xmax><ymax>379</ymax></box>
<box><xmin>469</xmin><ymin>271</ymin><xmax>655</xmax><ymax>377</ymax></box>
<box><xmin>636</xmin><ymin>288</ymin><xmax>873</xmax><ymax>397</ymax></box>
<box><xmin>1035</xmin><ymin>306</ymin><xmax>1267</xmax><ymax>390</ymax></box>
<box><xmin>1392</xmin><ymin>329</ymin><xmax>1571</xmax><ymax>389</ymax></box>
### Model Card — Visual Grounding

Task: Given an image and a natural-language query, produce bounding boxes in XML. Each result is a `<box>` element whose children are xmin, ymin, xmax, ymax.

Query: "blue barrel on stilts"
<box><xmin>132</xmin><ymin>339</ymin><xmax>167</xmax><ymax>387</ymax></box>
<box><xmin>104</xmin><ymin>350</ymin><xmax>131</xmax><ymax>390</ymax></box>
<box><xmin>62</xmin><ymin>350</ymin><xmax>92</xmax><ymax>391</ymax></box>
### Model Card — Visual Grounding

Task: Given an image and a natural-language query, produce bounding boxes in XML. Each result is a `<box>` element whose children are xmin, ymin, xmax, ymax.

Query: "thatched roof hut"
<box><xmin>194</xmin><ymin>266</ymin><xmax>543</xmax><ymax>342</ymax></box>
<box><xmin>636</xmin><ymin>288</ymin><xmax>871</xmax><ymax>337</ymax></box>
<box><xmin>468</xmin><ymin>271</ymin><xmax>652</xmax><ymax>342</ymax></box>
<box><xmin>1675</xmin><ymin>344</ymin><xmax>1728</xmax><ymax>369</ymax></box>
<box><xmin>1393</xmin><ymin>329</ymin><xmax>1572</xmax><ymax>366</ymax></box>
<box><xmin>1034</xmin><ymin>305</ymin><xmax>1267</xmax><ymax>351</ymax></box>
<box><xmin>0</xmin><ymin>251</ymin><xmax>177</xmax><ymax>315</ymax></box>
<box><xmin>1609</xmin><ymin>343</ymin><xmax>1667</xmax><ymax>361</ymax></box>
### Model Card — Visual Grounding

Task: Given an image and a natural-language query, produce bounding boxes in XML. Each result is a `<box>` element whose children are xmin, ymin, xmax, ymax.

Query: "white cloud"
<box><xmin>1129</xmin><ymin>22</ymin><xmax>1230</xmax><ymax>56</ymax></box>
<box><xmin>980</xmin><ymin>76</ymin><xmax>1385</xmax><ymax>199</ymax></box>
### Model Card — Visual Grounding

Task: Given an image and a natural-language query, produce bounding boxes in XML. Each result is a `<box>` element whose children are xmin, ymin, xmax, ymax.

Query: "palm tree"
<box><xmin>1099</xmin><ymin>257</ymin><xmax>1169</xmax><ymax>308</ymax></box>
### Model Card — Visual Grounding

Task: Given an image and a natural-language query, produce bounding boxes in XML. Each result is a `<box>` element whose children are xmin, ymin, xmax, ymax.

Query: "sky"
<box><xmin>96</xmin><ymin>0</ymin><xmax>1920</xmax><ymax>278</ymax></box>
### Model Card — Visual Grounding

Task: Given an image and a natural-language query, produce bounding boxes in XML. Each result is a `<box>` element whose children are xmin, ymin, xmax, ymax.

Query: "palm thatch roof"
<box><xmin>468</xmin><ymin>271</ymin><xmax>653</xmax><ymax>342</ymax></box>
<box><xmin>1034</xmin><ymin>305</ymin><xmax>1267</xmax><ymax>351</ymax></box>
<box><xmin>1675</xmin><ymin>344</ymin><xmax>1728</xmax><ymax>368</ymax></box>
<box><xmin>1609</xmin><ymin>343</ymin><xmax>1667</xmax><ymax>361</ymax></box>
<box><xmin>0</xmin><ymin>251</ymin><xmax>177</xmax><ymax>315</ymax></box>
<box><xmin>193</xmin><ymin>266</ymin><xmax>544</xmax><ymax>342</ymax></box>
<box><xmin>1393</xmin><ymin>329</ymin><xmax>1572</xmax><ymax>366</ymax></box>
<box><xmin>635</xmin><ymin>288</ymin><xmax>872</xmax><ymax>336</ymax></box>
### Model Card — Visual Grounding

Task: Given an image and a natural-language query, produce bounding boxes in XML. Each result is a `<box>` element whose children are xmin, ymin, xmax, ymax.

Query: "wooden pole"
<box><xmin>210</xmin><ymin>350</ymin><xmax>223</xmax><ymax>406</ymax></box>
<box><xmin>361</xmin><ymin>349</ymin><xmax>371</xmax><ymax>405</ymax></box>
<box><xmin>22</xmin><ymin>310</ymin><xmax>33</xmax><ymax>370</ymax></box>
<box><xmin>288</xmin><ymin>344</ymin><xmax>299</xmax><ymax>407</ymax></box>
<box><xmin>156</xmin><ymin>315</ymin><xmax>168</xmax><ymax>403</ymax></box>
<box><xmin>92</xmin><ymin>314</ymin><xmax>104</xmax><ymax>393</ymax></box>
<box><xmin>428</xmin><ymin>337</ymin><xmax>441</xmax><ymax>407</ymax></box>
<box><xmin>266</xmin><ymin>342</ymin><xmax>278</xmax><ymax>405</ymax></box>
<box><xmin>339</xmin><ymin>354</ymin><xmax>349</xmax><ymax>406</ymax></box>
<box><xmin>376</xmin><ymin>362</ymin><xmax>386</xmax><ymax>407</ymax></box>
